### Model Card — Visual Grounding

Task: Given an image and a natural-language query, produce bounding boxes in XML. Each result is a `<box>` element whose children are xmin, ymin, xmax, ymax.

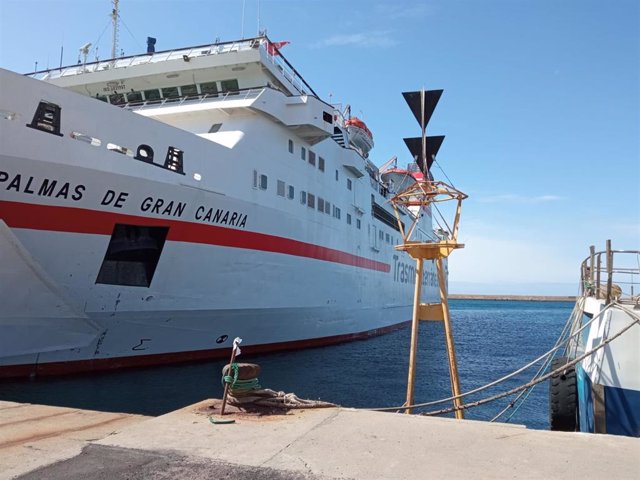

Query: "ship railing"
<box><xmin>580</xmin><ymin>245</ymin><xmax>640</xmax><ymax>304</ymax></box>
<box><xmin>120</xmin><ymin>87</ymin><xmax>265</xmax><ymax>111</ymax></box>
<box><xmin>258</xmin><ymin>37</ymin><xmax>318</xmax><ymax>98</ymax></box>
<box><xmin>26</xmin><ymin>38</ymin><xmax>262</xmax><ymax>80</ymax></box>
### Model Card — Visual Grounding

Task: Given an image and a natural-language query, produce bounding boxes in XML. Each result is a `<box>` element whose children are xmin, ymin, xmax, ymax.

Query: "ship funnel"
<box><xmin>147</xmin><ymin>37</ymin><xmax>156</xmax><ymax>53</ymax></box>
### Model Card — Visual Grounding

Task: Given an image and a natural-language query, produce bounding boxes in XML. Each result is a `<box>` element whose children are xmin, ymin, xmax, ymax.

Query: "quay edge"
<box><xmin>3</xmin><ymin>399</ymin><xmax>638</xmax><ymax>480</ymax></box>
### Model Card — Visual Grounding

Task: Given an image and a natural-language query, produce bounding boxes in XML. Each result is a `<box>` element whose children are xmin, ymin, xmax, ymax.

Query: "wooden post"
<box><xmin>220</xmin><ymin>345</ymin><xmax>239</xmax><ymax>415</ymax></box>
<box><xmin>452</xmin><ymin>198</ymin><xmax>463</xmax><ymax>241</ymax></box>
<box><xmin>596</xmin><ymin>253</ymin><xmax>602</xmax><ymax>298</ymax></box>
<box><xmin>437</xmin><ymin>257</ymin><xmax>464</xmax><ymax>419</ymax></box>
<box><xmin>589</xmin><ymin>245</ymin><xmax>595</xmax><ymax>295</ymax></box>
<box><xmin>405</xmin><ymin>257</ymin><xmax>424</xmax><ymax>414</ymax></box>
<box><xmin>606</xmin><ymin>239</ymin><xmax>613</xmax><ymax>304</ymax></box>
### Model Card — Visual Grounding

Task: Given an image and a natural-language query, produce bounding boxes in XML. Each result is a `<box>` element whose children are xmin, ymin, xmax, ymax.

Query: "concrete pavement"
<box><xmin>3</xmin><ymin>399</ymin><xmax>639</xmax><ymax>479</ymax></box>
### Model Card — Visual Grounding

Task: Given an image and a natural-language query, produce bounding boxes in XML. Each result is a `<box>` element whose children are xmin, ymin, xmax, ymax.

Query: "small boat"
<box><xmin>345</xmin><ymin>117</ymin><xmax>374</xmax><ymax>157</ymax></box>
<box><xmin>549</xmin><ymin>242</ymin><xmax>639</xmax><ymax>437</ymax></box>
<box><xmin>380</xmin><ymin>163</ymin><xmax>425</xmax><ymax>194</ymax></box>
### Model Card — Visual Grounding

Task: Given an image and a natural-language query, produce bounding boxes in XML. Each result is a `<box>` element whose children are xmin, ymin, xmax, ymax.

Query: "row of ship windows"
<box><xmin>287</xmin><ymin>139</ymin><xmax>353</xmax><ymax>190</ymax></box>
<box><xmin>97</xmin><ymin>79</ymin><xmax>240</xmax><ymax>105</ymax></box>
<box><xmin>253</xmin><ymin>170</ymin><xmax>362</xmax><ymax>229</ymax></box>
<box><xmin>288</xmin><ymin>139</ymin><xmax>326</xmax><ymax>172</ymax></box>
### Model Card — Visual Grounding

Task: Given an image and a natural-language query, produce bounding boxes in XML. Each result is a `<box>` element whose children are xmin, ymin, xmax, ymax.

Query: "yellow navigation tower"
<box><xmin>390</xmin><ymin>89</ymin><xmax>468</xmax><ymax>417</ymax></box>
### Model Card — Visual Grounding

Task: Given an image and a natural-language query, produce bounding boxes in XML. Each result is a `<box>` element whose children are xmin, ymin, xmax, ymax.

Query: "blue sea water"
<box><xmin>0</xmin><ymin>300</ymin><xmax>573</xmax><ymax>430</ymax></box>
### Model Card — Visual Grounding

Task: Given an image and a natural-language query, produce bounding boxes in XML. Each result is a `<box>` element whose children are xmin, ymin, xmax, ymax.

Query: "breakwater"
<box><xmin>449</xmin><ymin>294</ymin><xmax>575</xmax><ymax>302</ymax></box>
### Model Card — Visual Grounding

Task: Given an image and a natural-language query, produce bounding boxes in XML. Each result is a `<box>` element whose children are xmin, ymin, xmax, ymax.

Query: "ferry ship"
<box><xmin>0</xmin><ymin>30</ymin><xmax>446</xmax><ymax>378</ymax></box>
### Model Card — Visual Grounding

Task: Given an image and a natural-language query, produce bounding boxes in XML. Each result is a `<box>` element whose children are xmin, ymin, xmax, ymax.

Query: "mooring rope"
<box><xmin>371</xmin><ymin>301</ymin><xmax>638</xmax><ymax>414</ymax></box>
<box><xmin>221</xmin><ymin>363</ymin><xmax>262</xmax><ymax>395</ymax></box>
<box><xmin>220</xmin><ymin>363</ymin><xmax>336</xmax><ymax>409</ymax></box>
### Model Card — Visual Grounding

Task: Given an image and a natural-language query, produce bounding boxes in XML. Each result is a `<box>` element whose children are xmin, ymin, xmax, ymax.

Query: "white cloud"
<box><xmin>475</xmin><ymin>194</ymin><xmax>563</xmax><ymax>204</ymax></box>
<box><xmin>313</xmin><ymin>31</ymin><xmax>399</xmax><ymax>48</ymax></box>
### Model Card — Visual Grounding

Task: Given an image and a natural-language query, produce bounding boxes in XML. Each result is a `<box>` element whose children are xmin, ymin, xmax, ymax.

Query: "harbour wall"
<box><xmin>449</xmin><ymin>294</ymin><xmax>575</xmax><ymax>302</ymax></box>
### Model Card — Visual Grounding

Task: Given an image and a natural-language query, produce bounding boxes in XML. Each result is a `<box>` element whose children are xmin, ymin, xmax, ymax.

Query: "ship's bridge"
<box><xmin>27</xmin><ymin>37</ymin><xmax>316</xmax><ymax>106</ymax></box>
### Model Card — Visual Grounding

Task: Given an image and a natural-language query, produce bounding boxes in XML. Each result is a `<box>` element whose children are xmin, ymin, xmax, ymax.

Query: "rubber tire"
<box><xmin>549</xmin><ymin>357</ymin><xmax>578</xmax><ymax>431</ymax></box>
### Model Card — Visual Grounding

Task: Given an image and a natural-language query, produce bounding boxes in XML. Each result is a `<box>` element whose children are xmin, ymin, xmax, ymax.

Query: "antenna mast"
<box><xmin>111</xmin><ymin>0</ymin><xmax>120</xmax><ymax>59</ymax></box>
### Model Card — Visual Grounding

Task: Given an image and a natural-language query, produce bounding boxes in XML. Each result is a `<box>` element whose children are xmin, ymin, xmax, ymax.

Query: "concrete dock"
<box><xmin>2</xmin><ymin>399</ymin><xmax>638</xmax><ymax>479</ymax></box>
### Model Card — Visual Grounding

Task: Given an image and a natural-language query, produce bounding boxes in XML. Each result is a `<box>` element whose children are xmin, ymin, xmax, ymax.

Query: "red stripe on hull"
<box><xmin>0</xmin><ymin>321</ymin><xmax>410</xmax><ymax>379</ymax></box>
<box><xmin>0</xmin><ymin>200</ymin><xmax>389</xmax><ymax>272</ymax></box>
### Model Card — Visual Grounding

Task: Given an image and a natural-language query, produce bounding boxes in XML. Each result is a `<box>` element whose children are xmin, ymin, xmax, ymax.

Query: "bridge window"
<box><xmin>347</xmin><ymin>213</ymin><xmax>352</xmax><ymax>225</ymax></box>
<box><xmin>300</xmin><ymin>191</ymin><xmax>307</xmax><ymax>204</ymax></box>
<box><xmin>288</xmin><ymin>139</ymin><xmax>294</xmax><ymax>153</ymax></box>
<box><xmin>220</xmin><ymin>79</ymin><xmax>239</xmax><ymax>93</ymax></box>
<box><xmin>109</xmin><ymin>93</ymin><xmax>125</xmax><ymax>105</ymax></box>
<box><xmin>180</xmin><ymin>84</ymin><xmax>198</xmax><ymax>97</ymax></box>
<box><xmin>318</xmin><ymin>197</ymin><xmax>324</xmax><ymax>212</ymax></box>
<box><xmin>288</xmin><ymin>185</ymin><xmax>295</xmax><ymax>199</ymax></box>
<box><xmin>144</xmin><ymin>89</ymin><xmax>161</xmax><ymax>101</ymax></box>
<box><xmin>308</xmin><ymin>150</ymin><xmax>316</xmax><ymax>166</ymax></box>
<box><xmin>162</xmin><ymin>86</ymin><xmax>179</xmax><ymax>98</ymax></box>
<box><xmin>301</xmin><ymin>147</ymin><xmax>306</xmax><ymax>161</ymax></box>
<box><xmin>201</xmin><ymin>82</ymin><xmax>218</xmax><ymax>96</ymax></box>
<box><xmin>277</xmin><ymin>180</ymin><xmax>286</xmax><ymax>197</ymax></box>
<box><xmin>307</xmin><ymin>193</ymin><xmax>315</xmax><ymax>209</ymax></box>
<box><xmin>259</xmin><ymin>174</ymin><xmax>268</xmax><ymax>190</ymax></box>
<box><xmin>347</xmin><ymin>178</ymin><xmax>352</xmax><ymax>190</ymax></box>
<box><xmin>318</xmin><ymin>157</ymin><xmax>325</xmax><ymax>172</ymax></box>
<box><xmin>127</xmin><ymin>91</ymin><xmax>142</xmax><ymax>103</ymax></box>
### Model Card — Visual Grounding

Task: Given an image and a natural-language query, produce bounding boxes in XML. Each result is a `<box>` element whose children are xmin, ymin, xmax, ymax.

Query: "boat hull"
<box><xmin>0</xmin><ymin>68</ymin><xmax>441</xmax><ymax>377</ymax></box>
<box><xmin>574</xmin><ymin>297</ymin><xmax>640</xmax><ymax>436</ymax></box>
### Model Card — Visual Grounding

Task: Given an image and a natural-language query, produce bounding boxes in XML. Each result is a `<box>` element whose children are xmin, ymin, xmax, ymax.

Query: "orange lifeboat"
<box><xmin>344</xmin><ymin>117</ymin><xmax>374</xmax><ymax>156</ymax></box>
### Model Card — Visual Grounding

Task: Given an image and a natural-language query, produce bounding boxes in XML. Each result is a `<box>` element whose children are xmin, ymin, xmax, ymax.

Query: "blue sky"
<box><xmin>1</xmin><ymin>0</ymin><xmax>638</xmax><ymax>295</ymax></box>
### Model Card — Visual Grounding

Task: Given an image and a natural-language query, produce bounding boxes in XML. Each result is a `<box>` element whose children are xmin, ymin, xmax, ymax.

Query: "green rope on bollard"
<box><xmin>221</xmin><ymin>363</ymin><xmax>261</xmax><ymax>396</ymax></box>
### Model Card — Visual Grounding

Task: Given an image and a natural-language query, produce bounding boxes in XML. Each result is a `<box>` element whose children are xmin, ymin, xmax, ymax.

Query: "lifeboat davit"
<box><xmin>345</xmin><ymin>117</ymin><xmax>374</xmax><ymax>156</ymax></box>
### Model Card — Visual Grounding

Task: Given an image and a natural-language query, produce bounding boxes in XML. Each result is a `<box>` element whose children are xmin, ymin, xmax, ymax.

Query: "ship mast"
<box><xmin>111</xmin><ymin>0</ymin><xmax>120</xmax><ymax>60</ymax></box>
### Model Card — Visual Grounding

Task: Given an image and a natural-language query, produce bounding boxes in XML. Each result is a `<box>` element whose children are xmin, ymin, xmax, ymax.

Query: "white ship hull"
<box><xmin>0</xmin><ymin>63</ymin><xmax>442</xmax><ymax>377</ymax></box>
